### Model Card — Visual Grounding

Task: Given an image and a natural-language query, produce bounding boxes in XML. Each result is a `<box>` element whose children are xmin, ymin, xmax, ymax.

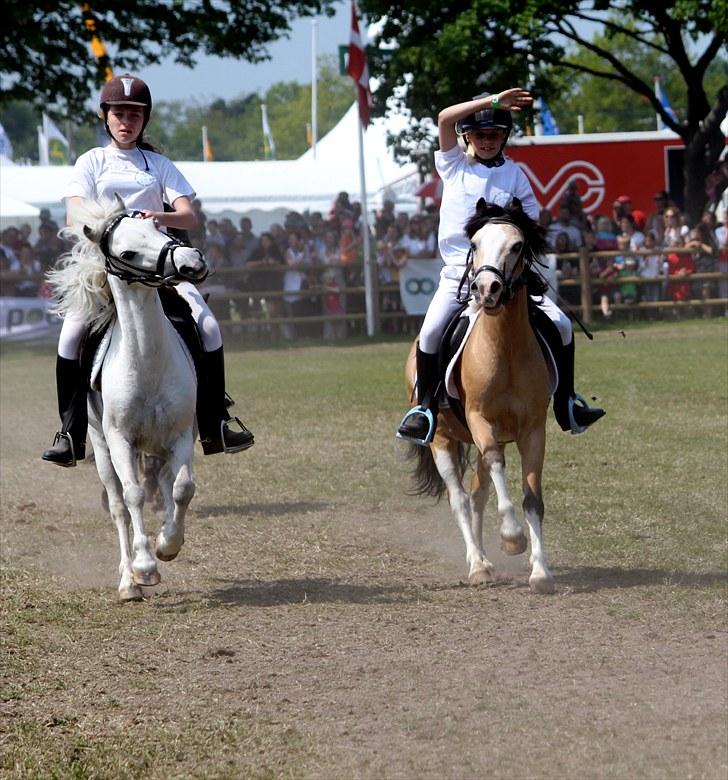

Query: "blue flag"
<box><xmin>655</xmin><ymin>77</ymin><xmax>678</xmax><ymax>128</ymax></box>
<box><xmin>540</xmin><ymin>100</ymin><xmax>560</xmax><ymax>135</ymax></box>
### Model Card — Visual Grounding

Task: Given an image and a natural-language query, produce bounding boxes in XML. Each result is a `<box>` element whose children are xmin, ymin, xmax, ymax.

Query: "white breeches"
<box><xmin>57</xmin><ymin>282</ymin><xmax>222</xmax><ymax>359</ymax></box>
<box><xmin>418</xmin><ymin>267</ymin><xmax>572</xmax><ymax>355</ymax></box>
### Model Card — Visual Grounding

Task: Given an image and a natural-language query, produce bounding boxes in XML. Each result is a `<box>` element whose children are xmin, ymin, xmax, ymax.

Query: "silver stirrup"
<box><xmin>52</xmin><ymin>430</ymin><xmax>77</xmax><ymax>467</ymax></box>
<box><xmin>220</xmin><ymin>417</ymin><xmax>254</xmax><ymax>454</ymax></box>
<box><xmin>395</xmin><ymin>406</ymin><xmax>435</xmax><ymax>447</ymax></box>
<box><xmin>568</xmin><ymin>394</ymin><xmax>588</xmax><ymax>435</ymax></box>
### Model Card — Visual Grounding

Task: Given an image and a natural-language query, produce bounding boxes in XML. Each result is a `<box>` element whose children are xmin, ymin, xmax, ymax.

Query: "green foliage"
<box><xmin>1</xmin><ymin>58</ymin><xmax>354</xmax><ymax>163</ymax></box>
<box><xmin>555</xmin><ymin>32</ymin><xmax>728</xmax><ymax>133</ymax></box>
<box><xmin>358</xmin><ymin>0</ymin><xmax>728</xmax><ymax>221</ymax></box>
<box><xmin>0</xmin><ymin>0</ymin><xmax>338</xmax><ymax>114</ymax></box>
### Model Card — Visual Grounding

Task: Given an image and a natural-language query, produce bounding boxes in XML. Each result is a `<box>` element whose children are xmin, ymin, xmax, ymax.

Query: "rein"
<box><xmin>457</xmin><ymin>218</ymin><xmax>528</xmax><ymax>306</ymax></box>
<box><xmin>99</xmin><ymin>212</ymin><xmax>208</xmax><ymax>286</ymax></box>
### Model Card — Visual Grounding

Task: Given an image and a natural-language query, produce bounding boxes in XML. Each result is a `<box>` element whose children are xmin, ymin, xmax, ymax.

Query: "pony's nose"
<box><xmin>176</xmin><ymin>249</ymin><xmax>207</xmax><ymax>279</ymax></box>
<box><xmin>178</xmin><ymin>261</ymin><xmax>207</xmax><ymax>280</ymax></box>
<box><xmin>477</xmin><ymin>278</ymin><xmax>501</xmax><ymax>300</ymax></box>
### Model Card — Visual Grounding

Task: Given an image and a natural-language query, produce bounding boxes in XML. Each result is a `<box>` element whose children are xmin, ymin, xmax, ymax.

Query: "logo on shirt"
<box><xmin>135</xmin><ymin>171</ymin><xmax>156</xmax><ymax>187</ymax></box>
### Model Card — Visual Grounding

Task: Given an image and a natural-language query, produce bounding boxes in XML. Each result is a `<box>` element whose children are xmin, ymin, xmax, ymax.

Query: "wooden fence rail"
<box><xmin>2</xmin><ymin>247</ymin><xmax>726</xmax><ymax>342</ymax></box>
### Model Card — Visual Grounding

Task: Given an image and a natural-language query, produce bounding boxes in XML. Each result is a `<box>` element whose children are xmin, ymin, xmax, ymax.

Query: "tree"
<box><xmin>0</xmin><ymin>1</ymin><xmax>337</xmax><ymax>114</ymax></box>
<box><xmin>360</xmin><ymin>0</ymin><xmax>728</xmax><ymax>224</ymax></box>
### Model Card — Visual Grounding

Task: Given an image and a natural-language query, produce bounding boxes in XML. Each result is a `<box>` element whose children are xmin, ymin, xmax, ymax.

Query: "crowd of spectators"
<box><xmin>539</xmin><ymin>187</ymin><xmax>728</xmax><ymax>317</ymax></box>
<box><xmin>180</xmin><ymin>191</ymin><xmax>440</xmax><ymax>338</ymax></box>
<box><xmin>2</xmin><ymin>185</ymin><xmax>726</xmax><ymax>329</ymax></box>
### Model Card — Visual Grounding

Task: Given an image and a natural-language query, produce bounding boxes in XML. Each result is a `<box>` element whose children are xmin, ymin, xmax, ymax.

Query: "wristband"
<box><xmin>491</xmin><ymin>94</ymin><xmax>500</xmax><ymax>108</ymax></box>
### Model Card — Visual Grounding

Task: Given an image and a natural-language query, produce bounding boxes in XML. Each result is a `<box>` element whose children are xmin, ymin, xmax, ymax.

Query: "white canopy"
<box><xmin>0</xmin><ymin>103</ymin><xmax>420</xmax><ymax>232</ymax></box>
<box><xmin>0</xmin><ymin>192</ymin><xmax>41</xmax><ymax>234</ymax></box>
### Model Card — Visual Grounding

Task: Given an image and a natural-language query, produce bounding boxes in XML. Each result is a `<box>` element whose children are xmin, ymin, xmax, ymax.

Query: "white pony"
<box><xmin>49</xmin><ymin>195</ymin><xmax>208</xmax><ymax>600</ymax></box>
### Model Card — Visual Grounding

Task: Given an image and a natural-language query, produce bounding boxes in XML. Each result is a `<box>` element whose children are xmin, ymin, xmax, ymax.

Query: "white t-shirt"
<box><xmin>65</xmin><ymin>145</ymin><xmax>195</xmax><ymax>215</ymax></box>
<box><xmin>434</xmin><ymin>145</ymin><xmax>539</xmax><ymax>268</ymax></box>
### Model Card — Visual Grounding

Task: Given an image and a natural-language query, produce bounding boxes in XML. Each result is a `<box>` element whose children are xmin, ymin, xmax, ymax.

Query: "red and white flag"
<box><xmin>347</xmin><ymin>2</ymin><xmax>373</xmax><ymax>128</ymax></box>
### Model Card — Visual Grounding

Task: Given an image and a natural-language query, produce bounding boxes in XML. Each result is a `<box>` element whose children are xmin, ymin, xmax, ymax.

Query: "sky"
<box><xmin>135</xmin><ymin>2</ymin><xmax>354</xmax><ymax>103</ymax></box>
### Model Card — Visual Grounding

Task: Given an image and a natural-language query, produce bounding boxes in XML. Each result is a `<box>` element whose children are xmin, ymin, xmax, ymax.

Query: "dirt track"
<box><xmin>2</xmin><ymin>341</ymin><xmax>727</xmax><ymax>779</ymax></box>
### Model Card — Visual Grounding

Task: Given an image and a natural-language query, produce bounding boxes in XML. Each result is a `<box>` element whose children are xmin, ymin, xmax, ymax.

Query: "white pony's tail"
<box><xmin>46</xmin><ymin>198</ymin><xmax>123</xmax><ymax>332</ymax></box>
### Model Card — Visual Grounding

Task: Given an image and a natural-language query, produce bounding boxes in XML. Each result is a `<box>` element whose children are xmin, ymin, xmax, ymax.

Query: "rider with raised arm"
<box><xmin>42</xmin><ymin>74</ymin><xmax>254</xmax><ymax>467</ymax></box>
<box><xmin>396</xmin><ymin>88</ymin><xmax>605</xmax><ymax>445</ymax></box>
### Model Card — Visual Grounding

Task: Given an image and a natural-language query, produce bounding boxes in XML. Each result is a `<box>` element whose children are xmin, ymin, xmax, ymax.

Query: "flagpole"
<box><xmin>356</xmin><ymin>117</ymin><xmax>376</xmax><ymax>337</ymax></box>
<box><xmin>311</xmin><ymin>20</ymin><xmax>318</xmax><ymax>159</ymax></box>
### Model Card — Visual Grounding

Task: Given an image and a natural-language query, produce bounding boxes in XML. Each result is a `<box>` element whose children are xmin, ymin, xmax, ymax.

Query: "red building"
<box><xmin>507</xmin><ymin>130</ymin><xmax>687</xmax><ymax>217</ymax></box>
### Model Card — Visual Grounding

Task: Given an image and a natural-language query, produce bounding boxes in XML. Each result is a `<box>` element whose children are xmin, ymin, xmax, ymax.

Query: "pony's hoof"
<box><xmin>469</xmin><ymin>565</ymin><xmax>496</xmax><ymax>586</ymax></box>
<box><xmin>119</xmin><ymin>584</ymin><xmax>143</xmax><ymax>602</ymax></box>
<box><xmin>132</xmin><ymin>567</ymin><xmax>161</xmax><ymax>587</ymax></box>
<box><xmin>156</xmin><ymin>534</ymin><xmax>184</xmax><ymax>561</ymax></box>
<box><xmin>529</xmin><ymin>575</ymin><xmax>555</xmax><ymax>594</ymax></box>
<box><xmin>501</xmin><ymin>534</ymin><xmax>528</xmax><ymax>556</ymax></box>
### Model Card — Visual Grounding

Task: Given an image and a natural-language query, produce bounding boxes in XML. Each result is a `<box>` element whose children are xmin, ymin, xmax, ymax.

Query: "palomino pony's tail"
<box><xmin>46</xmin><ymin>198</ymin><xmax>123</xmax><ymax>332</ymax></box>
<box><xmin>405</xmin><ymin>441</ymin><xmax>469</xmax><ymax>500</ymax></box>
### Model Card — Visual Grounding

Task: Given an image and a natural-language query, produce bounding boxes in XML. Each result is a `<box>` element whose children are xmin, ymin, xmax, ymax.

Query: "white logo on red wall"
<box><xmin>516</xmin><ymin>160</ymin><xmax>605</xmax><ymax>213</ymax></box>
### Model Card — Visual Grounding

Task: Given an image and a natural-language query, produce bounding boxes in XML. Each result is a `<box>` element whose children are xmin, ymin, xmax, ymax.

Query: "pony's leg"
<box><xmin>89</xmin><ymin>429</ymin><xmax>142</xmax><ymax>601</ymax></box>
<box><xmin>432</xmin><ymin>440</ymin><xmax>495</xmax><ymax>585</ymax></box>
<box><xmin>104</xmin><ymin>429</ymin><xmax>160</xmax><ymax>588</ymax></box>
<box><xmin>486</xmin><ymin>453</ymin><xmax>528</xmax><ymax>557</ymax></box>
<box><xmin>467</xmin><ymin>417</ymin><xmax>527</xmax><ymax>560</ymax></box>
<box><xmin>519</xmin><ymin>429</ymin><xmax>554</xmax><ymax>594</ymax></box>
<box><xmin>155</xmin><ymin>437</ymin><xmax>196</xmax><ymax>562</ymax></box>
<box><xmin>469</xmin><ymin>460</ymin><xmax>490</xmax><ymax>556</ymax></box>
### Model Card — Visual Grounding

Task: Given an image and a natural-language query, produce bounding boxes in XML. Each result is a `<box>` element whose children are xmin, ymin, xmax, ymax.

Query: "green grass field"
<box><xmin>1</xmin><ymin>318</ymin><xmax>727</xmax><ymax>779</ymax></box>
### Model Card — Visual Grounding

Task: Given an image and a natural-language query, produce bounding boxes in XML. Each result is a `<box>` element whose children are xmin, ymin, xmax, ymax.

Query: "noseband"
<box><xmin>99</xmin><ymin>212</ymin><xmax>208</xmax><ymax>286</ymax></box>
<box><xmin>457</xmin><ymin>218</ymin><xmax>528</xmax><ymax>306</ymax></box>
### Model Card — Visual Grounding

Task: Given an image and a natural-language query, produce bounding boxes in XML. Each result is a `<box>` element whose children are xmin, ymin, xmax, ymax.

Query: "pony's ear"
<box><xmin>509</xmin><ymin>197</ymin><xmax>523</xmax><ymax>212</ymax></box>
<box><xmin>83</xmin><ymin>225</ymin><xmax>94</xmax><ymax>240</ymax></box>
<box><xmin>113</xmin><ymin>193</ymin><xmax>125</xmax><ymax>213</ymax></box>
<box><xmin>476</xmin><ymin>197</ymin><xmax>488</xmax><ymax>215</ymax></box>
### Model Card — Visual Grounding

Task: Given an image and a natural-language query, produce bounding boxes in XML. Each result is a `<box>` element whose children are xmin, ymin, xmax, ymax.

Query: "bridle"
<box><xmin>98</xmin><ymin>211</ymin><xmax>208</xmax><ymax>286</ymax></box>
<box><xmin>457</xmin><ymin>218</ymin><xmax>529</xmax><ymax>306</ymax></box>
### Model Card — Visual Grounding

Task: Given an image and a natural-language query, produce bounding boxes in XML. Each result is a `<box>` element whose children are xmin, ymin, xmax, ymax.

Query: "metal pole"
<box><xmin>311</xmin><ymin>20</ymin><xmax>318</xmax><ymax>159</ymax></box>
<box><xmin>357</xmin><ymin>118</ymin><xmax>378</xmax><ymax>336</ymax></box>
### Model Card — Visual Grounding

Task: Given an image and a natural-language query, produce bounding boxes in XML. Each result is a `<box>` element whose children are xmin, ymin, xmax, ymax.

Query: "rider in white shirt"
<box><xmin>42</xmin><ymin>74</ymin><xmax>254</xmax><ymax>467</ymax></box>
<box><xmin>396</xmin><ymin>88</ymin><xmax>605</xmax><ymax>445</ymax></box>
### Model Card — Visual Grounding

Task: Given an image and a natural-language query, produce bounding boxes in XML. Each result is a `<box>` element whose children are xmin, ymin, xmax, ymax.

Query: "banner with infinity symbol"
<box><xmin>398</xmin><ymin>258</ymin><xmax>442</xmax><ymax>315</ymax></box>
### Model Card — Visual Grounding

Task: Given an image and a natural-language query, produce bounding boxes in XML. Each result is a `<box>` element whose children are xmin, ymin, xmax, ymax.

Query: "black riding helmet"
<box><xmin>99</xmin><ymin>74</ymin><xmax>153</xmax><ymax>137</ymax></box>
<box><xmin>457</xmin><ymin>107</ymin><xmax>513</xmax><ymax>135</ymax></box>
<box><xmin>456</xmin><ymin>105</ymin><xmax>513</xmax><ymax>164</ymax></box>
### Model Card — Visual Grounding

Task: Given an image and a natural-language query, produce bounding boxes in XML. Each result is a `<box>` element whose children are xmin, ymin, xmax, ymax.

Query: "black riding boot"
<box><xmin>552</xmin><ymin>337</ymin><xmax>605</xmax><ymax>434</ymax></box>
<box><xmin>41</xmin><ymin>356</ymin><xmax>88</xmax><ymax>467</ymax></box>
<box><xmin>198</xmin><ymin>346</ymin><xmax>254</xmax><ymax>455</ymax></box>
<box><xmin>396</xmin><ymin>346</ymin><xmax>441</xmax><ymax>445</ymax></box>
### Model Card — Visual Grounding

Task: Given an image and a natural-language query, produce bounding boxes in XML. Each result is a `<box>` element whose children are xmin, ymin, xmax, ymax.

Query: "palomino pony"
<box><xmin>405</xmin><ymin>198</ymin><xmax>556</xmax><ymax>594</ymax></box>
<box><xmin>48</xmin><ymin>195</ymin><xmax>208</xmax><ymax>600</ymax></box>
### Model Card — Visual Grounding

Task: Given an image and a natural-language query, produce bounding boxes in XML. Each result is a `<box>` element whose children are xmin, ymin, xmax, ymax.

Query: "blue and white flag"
<box><xmin>654</xmin><ymin>76</ymin><xmax>678</xmax><ymax>129</ymax></box>
<box><xmin>540</xmin><ymin>101</ymin><xmax>560</xmax><ymax>135</ymax></box>
<box><xmin>0</xmin><ymin>122</ymin><xmax>13</xmax><ymax>161</ymax></box>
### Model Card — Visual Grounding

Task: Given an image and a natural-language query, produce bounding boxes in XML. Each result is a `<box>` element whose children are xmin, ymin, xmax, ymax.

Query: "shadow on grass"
<box><xmin>557</xmin><ymin>566</ymin><xmax>727</xmax><ymax>592</ymax></box>
<box><xmin>194</xmin><ymin>501</ymin><xmax>331</xmax><ymax>518</ymax></box>
<box><xmin>206</xmin><ymin>577</ymin><xmax>420</xmax><ymax>607</ymax></box>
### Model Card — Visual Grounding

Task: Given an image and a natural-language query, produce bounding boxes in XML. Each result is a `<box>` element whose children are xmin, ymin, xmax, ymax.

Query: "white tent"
<box><xmin>0</xmin><ymin>103</ymin><xmax>420</xmax><ymax>232</ymax></box>
<box><xmin>0</xmin><ymin>193</ymin><xmax>41</xmax><ymax>235</ymax></box>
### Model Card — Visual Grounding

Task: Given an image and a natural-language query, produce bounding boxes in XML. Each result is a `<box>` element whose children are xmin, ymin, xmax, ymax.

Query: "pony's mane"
<box><xmin>46</xmin><ymin>198</ymin><xmax>125</xmax><ymax>331</ymax></box>
<box><xmin>465</xmin><ymin>198</ymin><xmax>549</xmax><ymax>296</ymax></box>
